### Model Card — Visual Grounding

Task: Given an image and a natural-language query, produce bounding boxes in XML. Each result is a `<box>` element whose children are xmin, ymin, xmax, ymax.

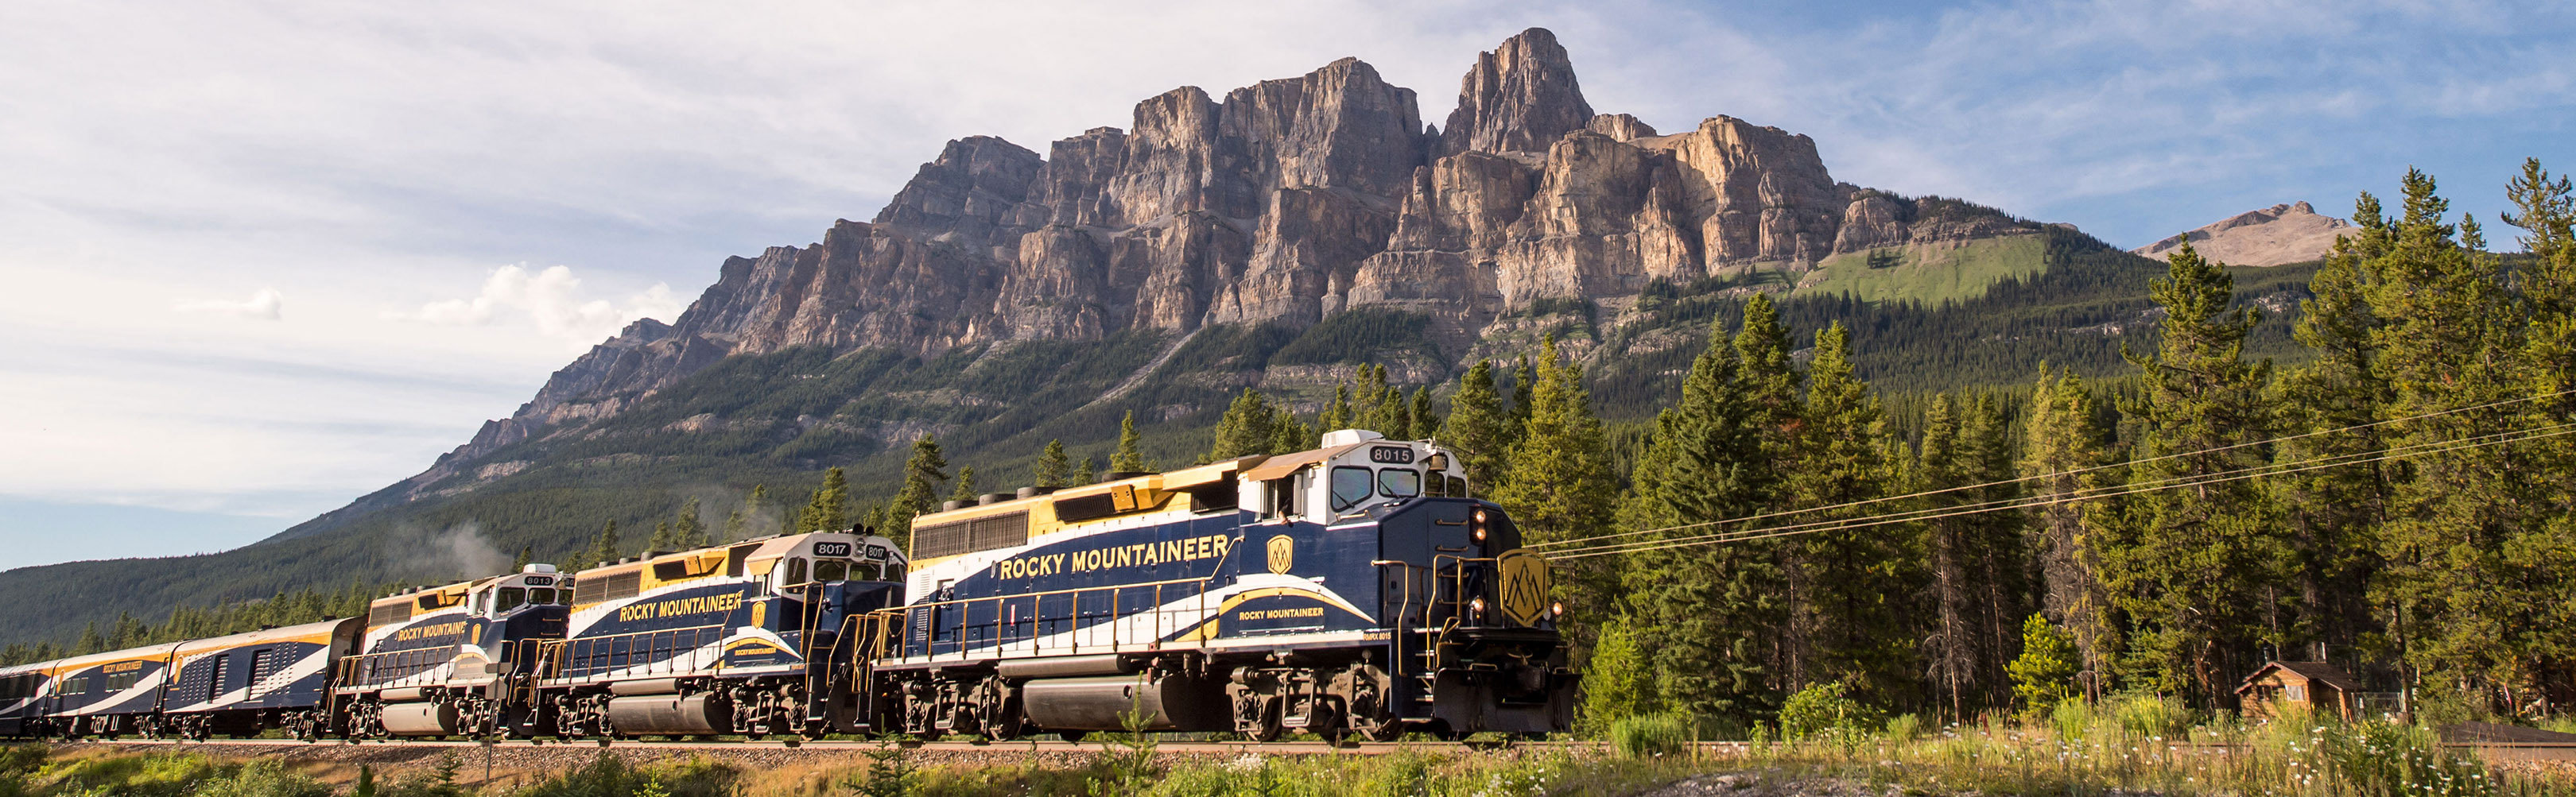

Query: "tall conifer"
<box><xmin>2107</xmin><ymin>241</ymin><xmax>2282</xmax><ymax>702</ymax></box>
<box><xmin>1110</xmin><ymin>412</ymin><xmax>1148</xmax><ymax>473</ymax></box>
<box><xmin>1438</xmin><ymin>360</ymin><xmax>1515</xmax><ymax>492</ymax></box>
<box><xmin>1034</xmin><ymin>439</ymin><xmax>1075</xmax><ymax>489</ymax></box>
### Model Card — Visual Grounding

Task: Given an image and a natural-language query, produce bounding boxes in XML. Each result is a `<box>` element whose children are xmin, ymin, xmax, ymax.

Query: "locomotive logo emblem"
<box><xmin>1496</xmin><ymin>549</ymin><xmax>1550</xmax><ymax>627</ymax></box>
<box><xmin>1266</xmin><ymin>535</ymin><xmax>1294</xmax><ymax>575</ymax></box>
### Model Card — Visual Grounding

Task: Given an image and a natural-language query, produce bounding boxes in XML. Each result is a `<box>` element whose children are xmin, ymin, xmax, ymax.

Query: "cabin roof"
<box><xmin>2235</xmin><ymin>660</ymin><xmax>2362</xmax><ymax>694</ymax></box>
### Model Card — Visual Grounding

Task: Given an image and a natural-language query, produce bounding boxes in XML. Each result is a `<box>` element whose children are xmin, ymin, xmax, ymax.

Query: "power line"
<box><xmin>1529</xmin><ymin>386</ymin><xmax>2576</xmax><ymax>551</ymax></box>
<box><xmin>1558</xmin><ymin>420</ymin><xmax>2575</xmax><ymax>559</ymax></box>
<box><xmin>1551</xmin><ymin>420</ymin><xmax>2576</xmax><ymax>562</ymax></box>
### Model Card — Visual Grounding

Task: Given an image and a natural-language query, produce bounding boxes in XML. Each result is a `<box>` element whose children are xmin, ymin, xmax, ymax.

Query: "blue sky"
<box><xmin>1</xmin><ymin>0</ymin><xmax>2569</xmax><ymax>571</ymax></box>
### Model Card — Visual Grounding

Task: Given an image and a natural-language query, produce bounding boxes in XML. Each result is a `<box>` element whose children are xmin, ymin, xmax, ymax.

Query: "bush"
<box><xmin>1777</xmin><ymin>683</ymin><xmax>1880</xmax><ymax>742</ymax></box>
<box><xmin>1610</xmin><ymin>714</ymin><xmax>1693</xmax><ymax>759</ymax></box>
<box><xmin>1882</xmin><ymin>713</ymin><xmax>1922</xmax><ymax>741</ymax></box>
<box><xmin>514</xmin><ymin>753</ymin><xmax>736</xmax><ymax>797</ymax></box>
<box><xmin>2110</xmin><ymin>693</ymin><xmax>2190</xmax><ymax>738</ymax></box>
<box><xmin>190</xmin><ymin>761</ymin><xmax>332</xmax><ymax>797</ymax></box>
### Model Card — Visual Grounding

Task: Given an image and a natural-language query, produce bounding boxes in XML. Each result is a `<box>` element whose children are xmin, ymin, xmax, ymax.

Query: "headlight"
<box><xmin>1551</xmin><ymin>601</ymin><xmax>1565</xmax><ymax>617</ymax></box>
<box><xmin>1469</xmin><ymin>597</ymin><xmax>1485</xmax><ymax>616</ymax></box>
<box><xmin>1471</xmin><ymin>526</ymin><xmax>1488</xmax><ymax>544</ymax></box>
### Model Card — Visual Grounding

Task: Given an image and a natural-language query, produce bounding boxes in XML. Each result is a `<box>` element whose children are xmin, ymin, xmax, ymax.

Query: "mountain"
<box><xmin>2133</xmin><ymin>201</ymin><xmax>2353</xmax><ymax>267</ymax></box>
<box><xmin>0</xmin><ymin>29</ymin><xmax>2311</xmax><ymax>645</ymax></box>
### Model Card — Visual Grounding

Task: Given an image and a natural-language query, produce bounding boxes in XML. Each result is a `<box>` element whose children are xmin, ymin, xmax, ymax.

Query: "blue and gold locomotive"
<box><xmin>881</xmin><ymin>429</ymin><xmax>1574</xmax><ymax>741</ymax></box>
<box><xmin>0</xmin><ymin>430</ymin><xmax>1573</xmax><ymax>742</ymax></box>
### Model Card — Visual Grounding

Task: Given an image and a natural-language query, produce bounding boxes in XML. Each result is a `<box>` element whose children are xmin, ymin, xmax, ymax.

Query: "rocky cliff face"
<box><xmin>403</xmin><ymin>27</ymin><xmax>2039</xmax><ymax>495</ymax></box>
<box><xmin>2134</xmin><ymin>201</ymin><xmax>2353</xmax><ymax>267</ymax></box>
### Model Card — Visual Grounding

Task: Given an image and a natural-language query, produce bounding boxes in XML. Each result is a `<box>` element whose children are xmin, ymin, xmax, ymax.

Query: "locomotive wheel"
<box><xmin>970</xmin><ymin>678</ymin><xmax>1022</xmax><ymax>742</ymax></box>
<box><xmin>1243</xmin><ymin>698</ymin><xmax>1282</xmax><ymax>743</ymax></box>
<box><xmin>1341</xmin><ymin>666</ymin><xmax>1402</xmax><ymax>742</ymax></box>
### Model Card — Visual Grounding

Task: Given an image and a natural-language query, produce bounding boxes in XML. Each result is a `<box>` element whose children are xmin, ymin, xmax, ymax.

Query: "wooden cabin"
<box><xmin>2235</xmin><ymin>660</ymin><xmax>2362</xmax><ymax>721</ymax></box>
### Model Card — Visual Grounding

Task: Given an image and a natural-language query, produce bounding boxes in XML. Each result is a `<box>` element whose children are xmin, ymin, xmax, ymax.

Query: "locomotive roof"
<box><xmin>367</xmin><ymin>575</ymin><xmax>498</xmax><ymax>611</ymax></box>
<box><xmin>24</xmin><ymin>640</ymin><xmax>186</xmax><ymax>674</ymax></box>
<box><xmin>908</xmin><ymin>455</ymin><xmax>1265</xmax><ymax>528</ymax></box>
<box><xmin>173</xmin><ymin>617</ymin><xmax>357</xmax><ymax>655</ymax></box>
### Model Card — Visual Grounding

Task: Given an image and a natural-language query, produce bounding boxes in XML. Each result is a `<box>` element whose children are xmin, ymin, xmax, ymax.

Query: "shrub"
<box><xmin>189</xmin><ymin>761</ymin><xmax>332</xmax><ymax>797</ymax></box>
<box><xmin>1882</xmin><ymin>713</ymin><xmax>1922</xmax><ymax>741</ymax></box>
<box><xmin>1609</xmin><ymin>714</ymin><xmax>1693</xmax><ymax>759</ymax></box>
<box><xmin>1777</xmin><ymin>682</ymin><xmax>1880</xmax><ymax>742</ymax></box>
<box><xmin>2004</xmin><ymin>613</ymin><xmax>2079</xmax><ymax>714</ymax></box>
<box><xmin>2110</xmin><ymin>693</ymin><xmax>2190</xmax><ymax>738</ymax></box>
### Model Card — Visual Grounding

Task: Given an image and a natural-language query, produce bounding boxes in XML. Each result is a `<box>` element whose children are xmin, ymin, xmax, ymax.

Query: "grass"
<box><xmin>4</xmin><ymin>718</ymin><xmax>2573</xmax><ymax>797</ymax></box>
<box><xmin>1796</xmin><ymin>235</ymin><xmax>2050</xmax><ymax>305</ymax></box>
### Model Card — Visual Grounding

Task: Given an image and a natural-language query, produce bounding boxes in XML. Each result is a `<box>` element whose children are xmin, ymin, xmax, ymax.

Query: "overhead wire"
<box><xmin>1556</xmin><ymin>420</ymin><xmax>2576</xmax><ymax>559</ymax></box>
<box><xmin>1550</xmin><ymin>419</ymin><xmax>2576</xmax><ymax>562</ymax></box>
<box><xmin>1527</xmin><ymin>386</ymin><xmax>2576</xmax><ymax>551</ymax></box>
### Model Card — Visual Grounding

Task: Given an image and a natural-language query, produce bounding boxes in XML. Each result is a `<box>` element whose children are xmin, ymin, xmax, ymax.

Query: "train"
<box><xmin>0</xmin><ymin>429</ymin><xmax>1576</xmax><ymax>742</ymax></box>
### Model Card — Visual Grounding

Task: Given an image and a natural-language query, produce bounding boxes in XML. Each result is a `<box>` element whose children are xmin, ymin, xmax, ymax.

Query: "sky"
<box><xmin>1</xmin><ymin>0</ymin><xmax>2568</xmax><ymax>571</ymax></box>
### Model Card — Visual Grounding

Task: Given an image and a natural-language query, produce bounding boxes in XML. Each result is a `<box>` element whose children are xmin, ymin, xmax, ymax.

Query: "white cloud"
<box><xmin>400</xmin><ymin>265</ymin><xmax>681</xmax><ymax>351</ymax></box>
<box><xmin>176</xmin><ymin>287</ymin><xmax>283</xmax><ymax>320</ymax></box>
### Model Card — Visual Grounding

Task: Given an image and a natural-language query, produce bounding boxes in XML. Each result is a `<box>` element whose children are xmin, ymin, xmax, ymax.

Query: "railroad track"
<box><xmin>46</xmin><ymin>737</ymin><xmax>2576</xmax><ymax>764</ymax></box>
<box><xmin>44</xmin><ymin>736</ymin><xmax>1547</xmax><ymax>756</ymax></box>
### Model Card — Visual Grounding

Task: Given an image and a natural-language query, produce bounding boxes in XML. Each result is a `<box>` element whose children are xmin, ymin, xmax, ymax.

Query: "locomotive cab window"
<box><xmin>495</xmin><ymin>586</ymin><xmax>526</xmax><ymax>613</ymax></box>
<box><xmin>1378</xmin><ymin>468</ymin><xmax>1420</xmax><ymax>499</ymax></box>
<box><xmin>528</xmin><ymin>587</ymin><xmax>557</xmax><ymax>605</ymax></box>
<box><xmin>1330</xmin><ymin>466</ymin><xmax>1373</xmax><ymax>512</ymax></box>
<box><xmin>783</xmin><ymin>557</ymin><xmax>809</xmax><ymax>586</ymax></box>
<box><xmin>814</xmin><ymin>559</ymin><xmax>848</xmax><ymax>582</ymax></box>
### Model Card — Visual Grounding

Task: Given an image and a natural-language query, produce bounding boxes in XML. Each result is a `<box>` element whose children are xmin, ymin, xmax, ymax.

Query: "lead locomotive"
<box><xmin>0</xmin><ymin>430</ymin><xmax>1575</xmax><ymax>741</ymax></box>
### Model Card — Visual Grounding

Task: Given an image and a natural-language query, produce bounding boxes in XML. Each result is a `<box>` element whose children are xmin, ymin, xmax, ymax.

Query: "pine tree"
<box><xmin>1918</xmin><ymin>394</ymin><xmax>1977</xmax><ymax>718</ymax></box>
<box><xmin>891</xmin><ymin>436</ymin><xmax>951</xmax><ymax>539</ymax></box>
<box><xmin>1957</xmin><ymin>395</ymin><xmax>2027</xmax><ymax>710</ymax></box>
<box><xmin>1410</xmin><ymin>386</ymin><xmax>1437</xmax><ymax>441</ymax></box>
<box><xmin>1783</xmin><ymin>321</ymin><xmax>1914</xmax><ymax>698</ymax></box>
<box><xmin>2366</xmin><ymin>168</ymin><xmax>2539</xmax><ymax>704</ymax></box>
<box><xmin>949</xmin><ymin>466</ymin><xmax>980</xmax><ymax>504</ymax></box>
<box><xmin>1438</xmin><ymin>360</ymin><xmax>1515</xmax><ymax>493</ymax></box>
<box><xmin>2501</xmin><ymin>159</ymin><xmax>2576</xmax><ymax>689</ymax></box>
<box><xmin>1508</xmin><ymin>357</ymin><xmax>1538</xmax><ymax>430</ymax></box>
<box><xmin>2106</xmin><ymin>240</ymin><xmax>2283</xmax><ymax>703</ymax></box>
<box><xmin>1616</xmin><ymin>315</ymin><xmax>1783</xmax><ymax>720</ymax></box>
<box><xmin>1492</xmin><ymin>337</ymin><xmax>1618</xmax><ymax>633</ymax></box>
<box><xmin>2019</xmin><ymin>365</ymin><xmax>2117</xmax><ymax>691</ymax></box>
<box><xmin>1914</xmin><ymin>393</ymin><xmax>2027</xmax><ymax>717</ymax></box>
<box><xmin>673</xmin><ymin>497</ymin><xmax>705</xmax><ymax>547</ymax></box>
<box><xmin>1109</xmin><ymin>412</ymin><xmax>1147</xmax><ymax>473</ymax></box>
<box><xmin>513</xmin><ymin>546</ymin><xmax>533</xmax><ymax>572</ymax></box>
<box><xmin>1270</xmin><ymin>404</ymin><xmax>1312</xmax><ymax>454</ymax></box>
<box><xmin>2271</xmin><ymin>192</ymin><xmax>2397</xmax><ymax>663</ymax></box>
<box><xmin>1076</xmin><ymin>456</ymin><xmax>1098</xmax><ymax>486</ymax></box>
<box><xmin>76</xmin><ymin>622</ymin><xmax>103</xmax><ymax>655</ymax></box>
<box><xmin>1577</xmin><ymin>617</ymin><xmax>1655</xmax><ymax>737</ymax></box>
<box><xmin>649</xmin><ymin>520</ymin><xmax>674</xmax><ymax>551</ymax></box>
<box><xmin>1033</xmin><ymin>439</ymin><xmax>1075</xmax><ymax>489</ymax></box>
<box><xmin>1207</xmin><ymin>389</ymin><xmax>1281</xmax><ymax>462</ymax></box>
<box><xmin>586</xmin><ymin>520</ymin><xmax>623</xmax><ymax>569</ymax></box>
<box><xmin>801</xmin><ymin>467</ymin><xmax>851</xmax><ymax>534</ymax></box>
<box><xmin>2007</xmin><ymin>613</ymin><xmax>2081</xmax><ymax>714</ymax></box>
<box><xmin>1320</xmin><ymin>383</ymin><xmax>1354</xmax><ymax>432</ymax></box>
